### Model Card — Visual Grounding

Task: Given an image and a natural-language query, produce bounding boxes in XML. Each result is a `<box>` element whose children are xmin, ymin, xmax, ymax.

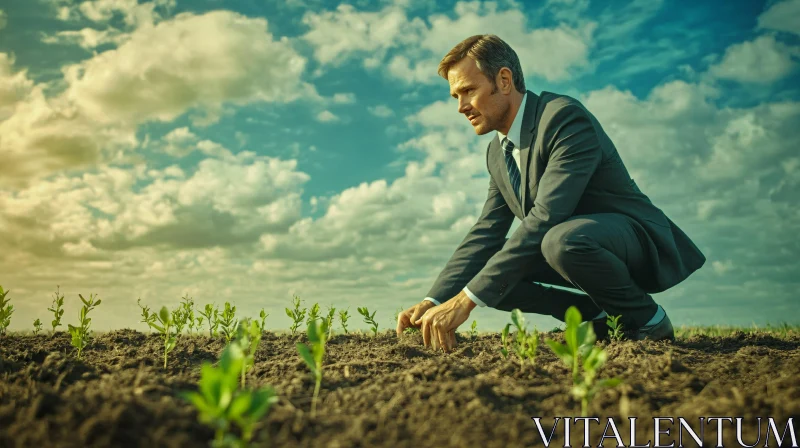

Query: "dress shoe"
<box><xmin>624</xmin><ymin>312</ymin><xmax>676</xmax><ymax>342</ymax></box>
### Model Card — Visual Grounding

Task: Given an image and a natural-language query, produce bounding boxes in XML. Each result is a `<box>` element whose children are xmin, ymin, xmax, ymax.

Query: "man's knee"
<box><xmin>542</xmin><ymin>223</ymin><xmax>594</xmax><ymax>266</ymax></box>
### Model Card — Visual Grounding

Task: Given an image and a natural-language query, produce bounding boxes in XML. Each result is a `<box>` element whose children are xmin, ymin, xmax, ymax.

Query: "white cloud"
<box><xmin>41</xmin><ymin>27</ymin><xmax>129</xmax><ymax>49</ymax></box>
<box><xmin>316</xmin><ymin>110</ymin><xmax>339</xmax><ymax>122</ymax></box>
<box><xmin>332</xmin><ymin>92</ymin><xmax>356</xmax><ymax>104</ymax></box>
<box><xmin>0</xmin><ymin>9</ymin><xmax>7</xmax><ymax>30</ymax></box>
<box><xmin>0</xmin><ymin>10</ymin><xmax>314</xmax><ymax>188</ymax></box>
<box><xmin>302</xmin><ymin>1</ymin><xmax>596</xmax><ymax>84</ymax></box>
<box><xmin>368</xmin><ymin>104</ymin><xmax>395</xmax><ymax>117</ymax></box>
<box><xmin>757</xmin><ymin>0</ymin><xmax>800</xmax><ymax>36</ymax></box>
<box><xmin>0</xmin><ymin>53</ymin><xmax>35</xmax><ymax>121</ymax></box>
<box><xmin>707</xmin><ymin>35</ymin><xmax>797</xmax><ymax>83</ymax></box>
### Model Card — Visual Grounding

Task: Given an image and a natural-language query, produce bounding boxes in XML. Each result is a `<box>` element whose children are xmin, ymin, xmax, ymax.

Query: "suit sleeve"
<box><xmin>423</xmin><ymin>144</ymin><xmax>515</xmax><ymax>305</ymax></box>
<box><xmin>464</xmin><ymin>103</ymin><xmax>603</xmax><ymax>308</ymax></box>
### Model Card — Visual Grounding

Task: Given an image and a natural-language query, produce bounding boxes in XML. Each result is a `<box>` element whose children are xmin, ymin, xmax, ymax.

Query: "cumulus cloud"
<box><xmin>757</xmin><ymin>0</ymin><xmax>800</xmax><ymax>36</ymax></box>
<box><xmin>316</xmin><ymin>110</ymin><xmax>339</xmax><ymax>122</ymax></box>
<box><xmin>368</xmin><ymin>104</ymin><xmax>394</xmax><ymax>117</ymax></box>
<box><xmin>0</xmin><ymin>10</ymin><xmax>314</xmax><ymax>188</ymax></box>
<box><xmin>707</xmin><ymin>35</ymin><xmax>797</xmax><ymax>83</ymax></box>
<box><xmin>41</xmin><ymin>27</ymin><xmax>129</xmax><ymax>49</ymax></box>
<box><xmin>301</xmin><ymin>1</ymin><xmax>596</xmax><ymax>84</ymax></box>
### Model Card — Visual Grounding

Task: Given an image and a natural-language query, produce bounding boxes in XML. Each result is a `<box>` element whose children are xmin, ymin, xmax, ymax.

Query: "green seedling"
<box><xmin>258</xmin><ymin>309</ymin><xmax>268</xmax><ymax>332</ymax></box>
<box><xmin>33</xmin><ymin>318</ymin><xmax>43</xmax><ymax>335</ymax></box>
<box><xmin>67</xmin><ymin>293</ymin><xmax>101</xmax><ymax>359</ymax></box>
<box><xmin>199</xmin><ymin>303</ymin><xmax>219</xmax><ymax>337</ymax></box>
<box><xmin>357</xmin><ymin>307</ymin><xmax>379</xmax><ymax>336</ymax></box>
<box><xmin>546</xmin><ymin>306</ymin><xmax>622</xmax><ymax>416</ymax></box>
<box><xmin>500</xmin><ymin>309</ymin><xmax>539</xmax><ymax>369</ymax></box>
<box><xmin>148</xmin><ymin>306</ymin><xmax>177</xmax><ymax>369</ymax></box>
<box><xmin>285</xmin><ymin>295</ymin><xmax>306</xmax><ymax>336</ymax></box>
<box><xmin>296</xmin><ymin>319</ymin><xmax>329</xmax><ymax>417</ymax></box>
<box><xmin>470</xmin><ymin>320</ymin><xmax>478</xmax><ymax>339</ymax></box>
<box><xmin>403</xmin><ymin>327</ymin><xmax>420</xmax><ymax>334</ymax></box>
<box><xmin>233</xmin><ymin>318</ymin><xmax>262</xmax><ymax>388</ymax></box>
<box><xmin>607</xmin><ymin>314</ymin><xmax>624</xmax><ymax>341</ymax></box>
<box><xmin>182</xmin><ymin>343</ymin><xmax>278</xmax><ymax>447</ymax></box>
<box><xmin>137</xmin><ymin>298</ymin><xmax>156</xmax><ymax>328</ymax></box>
<box><xmin>325</xmin><ymin>305</ymin><xmax>336</xmax><ymax>341</ymax></box>
<box><xmin>195</xmin><ymin>316</ymin><xmax>205</xmax><ymax>333</ymax></box>
<box><xmin>172</xmin><ymin>305</ymin><xmax>189</xmax><ymax>336</ymax></box>
<box><xmin>0</xmin><ymin>286</ymin><xmax>13</xmax><ymax>337</ymax></box>
<box><xmin>181</xmin><ymin>295</ymin><xmax>196</xmax><ymax>334</ymax></box>
<box><xmin>338</xmin><ymin>308</ymin><xmax>350</xmax><ymax>334</ymax></box>
<box><xmin>306</xmin><ymin>302</ymin><xmax>321</xmax><ymax>326</ymax></box>
<box><xmin>48</xmin><ymin>285</ymin><xmax>65</xmax><ymax>333</ymax></box>
<box><xmin>219</xmin><ymin>302</ymin><xmax>238</xmax><ymax>343</ymax></box>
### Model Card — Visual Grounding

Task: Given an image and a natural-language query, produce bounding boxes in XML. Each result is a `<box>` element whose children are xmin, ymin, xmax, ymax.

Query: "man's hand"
<box><xmin>415</xmin><ymin>291</ymin><xmax>476</xmax><ymax>353</ymax></box>
<box><xmin>396</xmin><ymin>300</ymin><xmax>436</xmax><ymax>336</ymax></box>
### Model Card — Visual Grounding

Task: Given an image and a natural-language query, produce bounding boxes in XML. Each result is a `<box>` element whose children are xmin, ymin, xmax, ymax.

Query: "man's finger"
<box><xmin>435</xmin><ymin>320</ymin><xmax>447</xmax><ymax>352</ymax></box>
<box><xmin>396</xmin><ymin>311</ymin><xmax>410</xmax><ymax>337</ymax></box>
<box><xmin>421</xmin><ymin>314</ymin><xmax>431</xmax><ymax>348</ymax></box>
<box><xmin>410</xmin><ymin>305</ymin><xmax>425</xmax><ymax>326</ymax></box>
<box><xmin>449</xmin><ymin>330</ymin><xmax>456</xmax><ymax>350</ymax></box>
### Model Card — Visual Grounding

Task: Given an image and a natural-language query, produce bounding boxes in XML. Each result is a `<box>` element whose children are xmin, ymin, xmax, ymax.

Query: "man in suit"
<box><xmin>395</xmin><ymin>34</ymin><xmax>706</xmax><ymax>352</ymax></box>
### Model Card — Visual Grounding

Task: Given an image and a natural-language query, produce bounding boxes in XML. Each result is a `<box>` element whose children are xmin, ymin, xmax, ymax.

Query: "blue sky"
<box><xmin>1</xmin><ymin>0</ymin><xmax>798</xmax><ymax>333</ymax></box>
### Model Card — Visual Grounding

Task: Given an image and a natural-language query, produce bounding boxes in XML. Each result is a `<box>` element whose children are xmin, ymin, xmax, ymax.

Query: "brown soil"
<box><xmin>1</xmin><ymin>330</ymin><xmax>798</xmax><ymax>447</ymax></box>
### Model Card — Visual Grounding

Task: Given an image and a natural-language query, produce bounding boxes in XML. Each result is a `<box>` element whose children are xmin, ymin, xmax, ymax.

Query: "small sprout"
<box><xmin>219</xmin><ymin>302</ymin><xmax>238</xmax><ymax>343</ymax></box>
<box><xmin>33</xmin><ymin>318</ymin><xmax>43</xmax><ymax>335</ymax></box>
<box><xmin>233</xmin><ymin>318</ymin><xmax>262</xmax><ymax>388</ymax></box>
<box><xmin>67</xmin><ymin>293</ymin><xmax>101</xmax><ymax>359</ymax></box>
<box><xmin>325</xmin><ymin>305</ymin><xmax>336</xmax><ymax>341</ymax></box>
<box><xmin>195</xmin><ymin>316</ymin><xmax>204</xmax><ymax>333</ymax></box>
<box><xmin>181</xmin><ymin>295</ymin><xmax>195</xmax><ymax>334</ymax></box>
<box><xmin>306</xmin><ymin>302</ymin><xmax>321</xmax><ymax>326</ymax></box>
<box><xmin>258</xmin><ymin>309</ymin><xmax>269</xmax><ymax>332</ymax></box>
<box><xmin>403</xmin><ymin>327</ymin><xmax>419</xmax><ymax>334</ymax></box>
<box><xmin>357</xmin><ymin>307</ymin><xmax>379</xmax><ymax>337</ymax></box>
<box><xmin>171</xmin><ymin>305</ymin><xmax>189</xmax><ymax>336</ymax></box>
<box><xmin>48</xmin><ymin>285</ymin><xmax>65</xmax><ymax>334</ymax></box>
<box><xmin>470</xmin><ymin>320</ymin><xmax>478</xmax><ymax>339</ymax></box>
<box><xmin>182</xmin><ymin>343</ymin><xmax>278</xmax><ymax>446</ymax></box>
<box><xmin>500</xmin><ymin>309</ymin><xmax>539</xmax><ymax>369</ymax></box>
<box><xmin>198</xmin><ymin>303</ymin><xmax>219</xmax><ymax>337</ymax></box>
<box><xmin>338</xmin><ymin>308</ymin><xmax>350</xmax><ymax>334</ymax></box>
<box><xmin>137</xmin><ymin>298</ymin><xmax>156</xmax><ymax>328</ymax></box>
<box><xmin>546</xmin><ymin>306</ymin><xmax>622</xmax><ymax>416</ymax></box>
<box><xmin>148</xmin><ymin>306</ymin><xmax>177</xmax><ymax>369</ymax></box>
<box><xmin>607</xmin><ymin>314</ymin><xmax>624</xmax><ymax>341</ymax></box>
<box><xmin>296</xmin><ymin>319</ymin><xmax>328</xmax><ymax>417</ymax></box>
<box><xmin>0</xmin><ymin>286</ymin><xmax>13</xmax><ymax>337</ymax></box>
<box><xmin>285</xmin><ymin>295</ymin><xmax>306</xmax><ymax>336</ymax></box>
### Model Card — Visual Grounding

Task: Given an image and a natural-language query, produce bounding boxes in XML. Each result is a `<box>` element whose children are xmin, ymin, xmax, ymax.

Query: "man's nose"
<box><xmin>458</xmin><ymin>100</ymin><xmax>471</xmax><ymax>114</ymax></box>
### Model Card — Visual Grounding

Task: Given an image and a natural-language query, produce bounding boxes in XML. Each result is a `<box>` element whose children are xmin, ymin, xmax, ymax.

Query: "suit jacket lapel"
<box><xmin>518</xmin><ymin>90</ymin><xmax>540</xmax><ymax>213</ymax></box>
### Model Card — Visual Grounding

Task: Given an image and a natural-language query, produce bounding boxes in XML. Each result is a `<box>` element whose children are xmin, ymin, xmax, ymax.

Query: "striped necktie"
<box><xmin>502</xmin><ymin>137</ymin><xmax>521</xmax><ymax>203</ymax></box>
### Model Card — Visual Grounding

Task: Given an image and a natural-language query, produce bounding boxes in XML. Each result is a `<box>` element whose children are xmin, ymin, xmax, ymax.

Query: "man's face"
<box><xmin>448</xmin><ymin>57</ymin><xmax>510</xmax><ymax>135</ymax></box>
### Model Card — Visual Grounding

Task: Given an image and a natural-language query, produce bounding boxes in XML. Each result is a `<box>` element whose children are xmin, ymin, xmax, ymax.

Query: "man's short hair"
<box><xmin>437</xmin><ymin>34</ymin><xmax>526</xmax><ymax>94</ymax></box>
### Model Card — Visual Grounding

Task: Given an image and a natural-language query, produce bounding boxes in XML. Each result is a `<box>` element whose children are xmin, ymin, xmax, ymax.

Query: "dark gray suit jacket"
<box><xmin>425</xmin><ymin>90</ymin><xmax>706</xmax><ymax>308</ymax></box>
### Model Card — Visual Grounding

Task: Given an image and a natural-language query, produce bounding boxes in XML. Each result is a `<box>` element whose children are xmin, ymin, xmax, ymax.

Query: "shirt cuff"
<box><xmin>423</xmin><ymin>297</ymin><xmax>441</xmax><ymax>306</ymax></box>
<box><xmin>462</xmin><ymin>286</ymin><xmax>487</xmax><ymax>307</ymax></box>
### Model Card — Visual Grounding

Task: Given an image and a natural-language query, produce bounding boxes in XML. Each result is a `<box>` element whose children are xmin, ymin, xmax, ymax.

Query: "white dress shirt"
<box><xmin>424</xmin><ymin>92</ymin><xmax>529</xmax><ymax>307</ymax></box>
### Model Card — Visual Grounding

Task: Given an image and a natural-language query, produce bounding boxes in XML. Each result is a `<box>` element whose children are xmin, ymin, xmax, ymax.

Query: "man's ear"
<box><xmin>496</xmin><ymin>67</ymin><xmax>514</xmax><ymax>94</ymax></box>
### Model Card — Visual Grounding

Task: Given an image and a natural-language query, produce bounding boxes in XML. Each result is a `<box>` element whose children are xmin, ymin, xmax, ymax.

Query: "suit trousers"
<box><xmin>494</xmin><ymin>213</ymin><xmax>659</xmax><ymax>329</ymax></box>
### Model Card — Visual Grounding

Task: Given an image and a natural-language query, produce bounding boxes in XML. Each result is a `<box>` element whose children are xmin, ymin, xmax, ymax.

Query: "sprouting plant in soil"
<box><xmin>357</xmin><ymin>307</ymin><xmax>379</xmax><ymax>336</ymax></box>
<box><xmin>0</xmin><ymin>285</ymin><xmax>13</xmax><ymax>337</ymax></box>
<box><xmin>338</xmin><ymin>308</ymin><xmax>350</xmax><ymax>334</ymax></box>
<box><xmin>219</xmin><ymin>302</ymin><xmax>238</xmax><ymax>343</ymax></box>
<box><xmin>286</xmin><ymin>295</ymin><xmax>306</xmax><ymax>336</ymax></box>
<box><xmin>546</xmin><ymin>306</ymin><xmax>622</xmax><ymax>416</ymax></box>
<box><xmin>296</xmin><ymin>319</ymin><xmax>328</xmax><ymax>417</ymax></box>
<box><xmin>171</xmin><ymin>304</ymin><xmax>190</xmax><ymax>336</ymax></box>
<box><xmin>233</xmin><ymin>318</ymin><xmax>262</xmax><ymax>388</ymax></box>
<box><xmin>258</xmin><ymin>309</ymin><xmax>268</xmax><ymax>332</ymax></box>
<box><xmin>323</xmin><ymin>305</ymin><xmax>336</xmax><ymax>341</ymax></box>
<box><xmin>68</xmin><ymin>293</ymin><xmax>101</xmax><ymax>359</ymax></box>
<box><xmin>607</xmin><ymin>314</ymin><xmax>624</xmax><ymax>341</ymax></box>
<box><xmin>138</xmin><ymin>298</ymin><xmax>156</xmax><ymax>328</ymax></box>
<box><xmin>181</xmin><ymin>295</ymin><xmax>196</xmax><ymax>334</ymax></box>
<box><xmin>48</xmin><ymin>285</ymin><xmax>65</xmax><ymax>333</ymax></box>
<box><xmin>306</xmin><ymin>302</ymin><xmax>321</xmax><ymax>326</ymax></box>
<box><xmin>199</xmin><ymin>303</ymin><xmax>219</xmax><ymax>337</ymax></box>
<box><xmin>149</xmin><ymin>306</ymin><xmax>177</xmax><ymax>369</ymax></box>
<box><xmin>470</xmin><ymin>320</ymin><xmax>478</xmax><ymax>339</ymax></box>
<box><xmin>33</xmin><ymin>318</ymin><xmax>43</xmax><ymax>335</ymax></box>
<box><xmin>500</xmin><ymin>309</ymin><xmax>539</xmax><ymax>369</ymax></box>
<box><xmin>182</xmin><ymin>342</ymin><xmax>278</xmax><ymax>447</ymax></box>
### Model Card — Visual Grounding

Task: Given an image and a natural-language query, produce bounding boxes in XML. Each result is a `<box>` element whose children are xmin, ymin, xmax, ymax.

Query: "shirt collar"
<box><xmin>496</xmin><ymin>91</ymin><xmax>527</xmax><ymax>149</ymax></box>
